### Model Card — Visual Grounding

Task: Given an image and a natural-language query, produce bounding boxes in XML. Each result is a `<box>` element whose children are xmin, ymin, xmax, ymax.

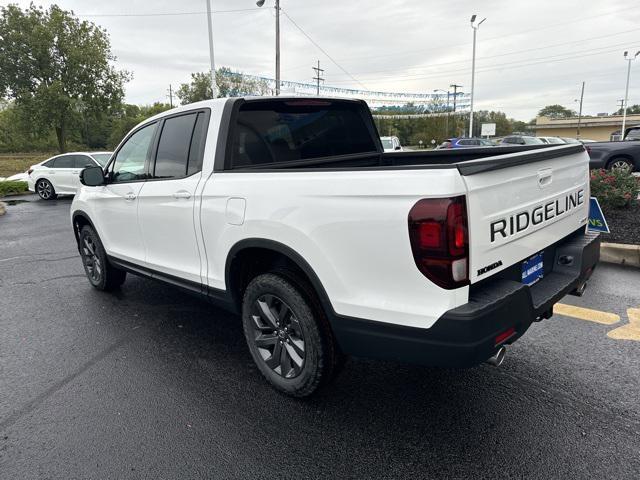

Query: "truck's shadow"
<box><xmin>93</xmin><ymin>274</ymin><xmax>622</xmax><ymax>478</ymax></box>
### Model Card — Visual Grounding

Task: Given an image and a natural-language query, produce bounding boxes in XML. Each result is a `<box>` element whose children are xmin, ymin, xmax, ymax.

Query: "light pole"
<box><xmin>575</xmin><ymin>81</ymin><xmax>585</xmax><ymax>139</ymax></box>
<box><xmin>257</xmin><ymin>0</ymin><xmax>281</xmax><ymax>95</ymax></box>
<box><xmin>621</xmin><ymin>50</ymin><xmax>639</xmax><ymax>140</ymax></box>
<box><xmin>434</xmin><ymin>89</ymin><xmax>450</xmax><ymax>138</ymax></box>
<box><xmin>469</xmin><ymin>15</ymin><xmax>486</xmax><ymax>138</ymax></box>
<box><xmin>206</xmin><ymin>0</ymin><xmax>217</xmax><ymax>98</ymax></box>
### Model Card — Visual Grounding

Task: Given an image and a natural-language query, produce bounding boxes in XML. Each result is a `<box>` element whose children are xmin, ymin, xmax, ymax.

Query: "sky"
<box><xmin>7</xmin><ymin>0</ymin><xmax>640</xmax><ymax>120</ymax></box>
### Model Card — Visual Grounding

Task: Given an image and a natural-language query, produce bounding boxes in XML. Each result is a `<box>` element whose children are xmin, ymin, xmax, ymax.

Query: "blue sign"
<box><xmin>522</xmin><ymin>252</ymin><xmax>544</xmax><ymax>285</ymax></box>
<box><xmin>588</xmin><ymin>197</ymin><xmax>610</xmax><ymax>233</ymax></box>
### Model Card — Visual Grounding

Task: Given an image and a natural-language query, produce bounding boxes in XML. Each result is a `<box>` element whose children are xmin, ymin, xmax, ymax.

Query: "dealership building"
<box><xmin>534</xmin><ymin>114</ymin><xmax>640</xmax><ymax>141</ymax></box>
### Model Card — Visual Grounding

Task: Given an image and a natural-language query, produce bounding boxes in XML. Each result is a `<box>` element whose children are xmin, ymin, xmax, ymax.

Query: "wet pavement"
<box><xmin>1</xmin><ymin>196</ymin><xmax>639</xmax><ymax>479</ymax></box>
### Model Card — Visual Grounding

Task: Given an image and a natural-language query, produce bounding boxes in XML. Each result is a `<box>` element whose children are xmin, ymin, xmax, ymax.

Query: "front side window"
<box><xmin>110</xmin><ymin>123</ymin><xmax>156</xmax><ymax>183</ymax></box>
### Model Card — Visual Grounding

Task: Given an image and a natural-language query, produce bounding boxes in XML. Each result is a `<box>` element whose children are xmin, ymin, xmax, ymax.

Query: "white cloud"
<box><xmin>9</xmin><ymin>0</ymin><xmax>640</xmax><ymax>119</ymax></box>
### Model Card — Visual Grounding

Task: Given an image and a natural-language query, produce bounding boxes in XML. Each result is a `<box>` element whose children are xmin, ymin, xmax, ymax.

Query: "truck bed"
<box><xmin>227</xmin><ymin>143</ymin><xmax>585</xmax><ymax>175</ymax></box>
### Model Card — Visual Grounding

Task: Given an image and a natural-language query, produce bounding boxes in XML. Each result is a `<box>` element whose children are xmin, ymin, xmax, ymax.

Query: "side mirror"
<box><xmin>80</xmin><ymin>166</ymin><xmax>105</xmax><ymax>186</ymax></box>
<box><xmin>394</xmin><ymin>145</ymin><xmax>401</xmax><ymax>151</ymax></box>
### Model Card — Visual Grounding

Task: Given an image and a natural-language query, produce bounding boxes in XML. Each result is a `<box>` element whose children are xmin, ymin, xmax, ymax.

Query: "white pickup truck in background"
<box><xmin>71</xmin><ymin>97</ymin><xmax>600</xmax><ymax>397</ymax></box>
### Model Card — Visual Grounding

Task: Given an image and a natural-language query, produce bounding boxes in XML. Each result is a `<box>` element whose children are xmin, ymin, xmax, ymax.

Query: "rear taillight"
<box><xmin>408</xmin><ymin>195</ymin><xmax>469</xmax><ymax>289</ymax></box>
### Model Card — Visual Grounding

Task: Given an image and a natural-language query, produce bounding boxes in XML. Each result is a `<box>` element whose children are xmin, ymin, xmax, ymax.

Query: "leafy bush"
<box><xmin>0</xmin><ymin>180</ymin><xmax>28</xmax><ymax>197</ymax></box>
<box><xmin>590</xmin><ymin>169</ymin><xmax>640</xmax><ymax>209</ymax></box>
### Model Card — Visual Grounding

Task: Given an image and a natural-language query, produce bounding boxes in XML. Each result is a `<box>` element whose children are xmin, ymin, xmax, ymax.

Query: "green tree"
<box><xmin>176</xmin><ymin>67</ymin><xmax>271</xmax><ymax>104</ymax></box>
<box><xmin>0</xmin><ymin>4</ymin><xmax>130</xmax><ymax>152</ymax></box>
<box><xmin>108</xmin><ymin>102</ymin><xmax>172</xmax><ymax>148</ymax></box>
<box><xmin>537</xmin><ymin>104</ymin><xmax>576</xmax><ymax>119</ymax></box>
<box><xmin>614</xmin><ymin>104</ymin><xmax>640</xmax><ymax>115</ymax></box>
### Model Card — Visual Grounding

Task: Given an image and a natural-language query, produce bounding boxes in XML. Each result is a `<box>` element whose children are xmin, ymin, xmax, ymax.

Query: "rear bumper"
<box><xmin>331</xmin><ymin>228</ymin><xmax>600</xmax><ymax>367</ymax></box>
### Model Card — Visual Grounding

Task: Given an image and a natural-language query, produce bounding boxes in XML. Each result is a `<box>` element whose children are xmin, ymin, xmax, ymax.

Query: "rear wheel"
<box><xmin>36</xmin><ymin>179</ymin><xmax>57</xmax><ymax>200</ymax></box>
<box><xmin>241</xmin><ymin>272</ymin><xmax>341</xmax><ymax>397</ymax></box>
<box><xmin>607</xmin><ymin>157</ymin><xmax>634</xmax><ymax>173</ymax></box>
<box><xmin>79</xmin><ymin>225</ymin><xmax>126</xmax><ymax>291</ymax></box>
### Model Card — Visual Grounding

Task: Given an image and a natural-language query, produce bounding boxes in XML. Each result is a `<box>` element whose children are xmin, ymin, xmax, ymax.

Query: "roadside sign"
<box><xmin>587</xmin><ymin>197</ymin><xmax>610</xmax><ymax>233</ymax></box>
<box><xmin>481</xmin><ymin>123</ymin><xmax>496</xmax><ymax>137</ymax></box>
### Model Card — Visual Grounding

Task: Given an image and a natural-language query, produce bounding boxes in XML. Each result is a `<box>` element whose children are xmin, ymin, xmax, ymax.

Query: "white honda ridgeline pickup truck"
<box><xmin>71</xmin><ymin>97</ymin><xmax>600</xmax><ymax>397</ymax></box>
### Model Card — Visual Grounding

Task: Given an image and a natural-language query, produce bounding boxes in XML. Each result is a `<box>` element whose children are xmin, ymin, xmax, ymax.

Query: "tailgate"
<box><xmin>461</xmin><ymin>145</ymin><xmax>590</xmax><ymax>283</ymax></box>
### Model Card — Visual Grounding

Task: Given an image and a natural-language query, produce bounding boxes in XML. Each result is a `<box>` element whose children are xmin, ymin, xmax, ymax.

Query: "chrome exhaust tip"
<box><xmin>571</xmin><ymin>281</ymin><xmax>588</xmax><ymax>297</ymax></box>
<box><xmin>486</xmin><ymin>346</ymin><xmax>506</xmax><ymax>367</ymax></box>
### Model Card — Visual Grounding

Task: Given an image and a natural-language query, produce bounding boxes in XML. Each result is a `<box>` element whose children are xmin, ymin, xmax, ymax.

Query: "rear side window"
<box><xmin>229</xmin><ymin>100</ymin><xmax>377</xmax><ymax>168</ymax></box>
<box><xmin>153</xmin><ymin>111</ymin><xmax>208</xmax><ymax>179</ymax></box>
<box><xmin>187</xmin><ymin>113</ymin><xmax>208</xmax><ymax>176</ymax></box>
<box><xmin>154</xmin><ymin>113</ymin><xmax>198</xmax><ymax>179</ymax></box>
<box><xmin>53</xmin><ymin>156</ymin><xmax>74</xmax><ymax>168</ymax></box>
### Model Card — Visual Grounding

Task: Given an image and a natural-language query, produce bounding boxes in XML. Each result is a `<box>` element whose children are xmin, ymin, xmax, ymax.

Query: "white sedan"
<box><xmin>27</xmin><ymin>152</ymin><xmax>112</xmax><ymax>200</ymax></box>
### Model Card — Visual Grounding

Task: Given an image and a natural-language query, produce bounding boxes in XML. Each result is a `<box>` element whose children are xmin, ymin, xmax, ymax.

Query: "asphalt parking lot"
<box><xmin>1</xmin><ymin>195</ymin><xmax>640</xmax><ymax>479</ymax></box>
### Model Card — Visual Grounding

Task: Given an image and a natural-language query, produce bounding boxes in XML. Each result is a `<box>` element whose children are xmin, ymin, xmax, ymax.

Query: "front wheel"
<box><xmin>79</xmin><ymin>225</ymin><xmax>126</xmax><ymax>291</ymax></box>
<box><xmin>36</xmin><ymin>179</ymin><xmax>57</xmax><ymax>200</ymax></box>
<box><xmin>608</xmin><ymin>157</ymin><xmax>634</xmax><ymax>173</ymax></box>
<box><xmin>242</xmin><ymin>272</ymin><xmax>341</xmax><ymax>397</ymax></box>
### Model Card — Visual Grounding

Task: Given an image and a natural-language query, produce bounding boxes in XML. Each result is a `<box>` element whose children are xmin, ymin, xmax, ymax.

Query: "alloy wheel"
<box><xmin>250</xmin><ymin>294</ymin><xmax>306</xmax><ymax>378</ymax></box>
<box><xmin>37</xmin><ymin>181</ymin><xmax>52</xmax><ymax>200</ymax></box>
<box><xmin>611</xmin><ymin>160</ymin><xmax>632</xmax><ymax>173</ymax></box>
<box><xmin>81</xmin><ymin>235</ymin><xmax>102</xmax><ymax>283</ymax></box>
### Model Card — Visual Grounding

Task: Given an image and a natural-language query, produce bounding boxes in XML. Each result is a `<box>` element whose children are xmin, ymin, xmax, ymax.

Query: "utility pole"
<box><xmin>576</xmin><ymin>81</ymin><xmax>585</xmax><ymax>139</ymax></box>
<box><xmin>469</xmin><ymin>15</ymin><xmax>486</xmax><ymax>138</ymax></box>
<box><xmin>256</xmin><ymin>0</ymin><xmax>281</xmax><ymax>95</ymax></box>
<box><xmin>450</xmin><ymin>84</ymin><xmax>462</xmax><ymax>136</ymax></box>
<box><xmin>434</xmin><ymin>89</ymin><xmax>450</xmax><ymax>138</ymax></box>
<box><xmin>312</xmin><ymin>60</ymin><xmax>324</xmax><ymax>95</ymax></box>
<box><xmin>275</xmin><ymin>0</ymin><xmax>280</xmax><ymax>95</ymax></box>
<box><xmin>205</xmin><ymin>0</ymin><xmax>217</xmax><ymax>98</ymax></box>
<box><xmin>167</xmin><ymin>84</ymin><xmax>174</xmax><ymax>108</ymax></box>
<box><xmin>450</xmin><ymin>84</ymin><xmax>462</xmax><ymax>112</ymax></box>
<box><xmin>621</xmin><ymin>50</ymin><xmax>639</xmax><ymax>140</ymax></box>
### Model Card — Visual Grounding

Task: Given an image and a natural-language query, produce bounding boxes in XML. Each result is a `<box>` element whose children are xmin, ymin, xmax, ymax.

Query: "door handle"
<box><xmin>537</xmin><ymin>168</ymin><xmax>553</xmax><ymax>188</ymax></box>
<box><xmin>71</xmin><ymin>170</ymin><xmax>80</xmax><ymax>174</ymax></box>
<box><xmin>173</xmin><ymin>191</ymin><xmax>191</xmax><ymax>199</ymax></box>
<box><xmin>124</xmin><ymin>192</ymin><xmax>137</xmax><ymax>201</ymax></box>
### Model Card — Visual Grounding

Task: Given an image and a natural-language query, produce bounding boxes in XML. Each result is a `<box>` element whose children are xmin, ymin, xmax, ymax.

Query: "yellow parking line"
<box><xmin>554</xmin><ymin>303</ymin><xmax>620</xmax><ymax>325</ymax></box>
<box><xmin>607</xmin><ymin>308</ymin><xmax>640</xmax><ymax>342</ymax></box>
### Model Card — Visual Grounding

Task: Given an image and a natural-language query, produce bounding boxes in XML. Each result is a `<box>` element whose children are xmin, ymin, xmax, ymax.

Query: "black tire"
<box><xmin>36</xmin><ymin>179</ymin><xmax>57</xmax><ymax>200</ymax></box>
<box><xmin>79</xmin><ymin>225</ymin><xmax>126</xmax><ymax>291</ymax></box>
<box><xmin>607</xmin><ymin>157</ymin><xmax>634</xmax><ymax>173</ymax></box>
<box><xmin>241</xmin><ymin>272</ymin><xmax>342</xmax><ymax>397</ymax></box>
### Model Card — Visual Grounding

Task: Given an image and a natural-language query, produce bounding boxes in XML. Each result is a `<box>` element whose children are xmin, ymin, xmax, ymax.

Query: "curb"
<box><xmin>600</xmin><ymin>242</ymin><xmax>640</xmax><ymax>268</ymax></box>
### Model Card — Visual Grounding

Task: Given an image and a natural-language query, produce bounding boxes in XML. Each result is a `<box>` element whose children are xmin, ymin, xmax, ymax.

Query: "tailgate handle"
<box><xmin>538</xmin><ymin>169</ymin><xmax>553</xmax><ymax>188</ymax></box>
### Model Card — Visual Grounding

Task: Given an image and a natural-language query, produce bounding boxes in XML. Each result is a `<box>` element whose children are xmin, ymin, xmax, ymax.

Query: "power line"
<box><xmin>76</xmin><ymin>8</ymin><xmax>263</xmax><ymax>18</ymax></box>
<box><xmin>326</xmin><ymin>44</ymin><xmax>638</xmax><ymax>84</ymax></box>
<box><xmin>280</xmin><ymin>9</ymin><xmax>369</xmax><ymax>90</ymax></box>
<box><xmin>317</xmin><ymin>28</ymin><xmax>640</xmax><ymax>79</ymax></box>
<box><xmin>331</xmin><ymin>6</ymin><xmax>634</xmax><ymax>63</ymax></box>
